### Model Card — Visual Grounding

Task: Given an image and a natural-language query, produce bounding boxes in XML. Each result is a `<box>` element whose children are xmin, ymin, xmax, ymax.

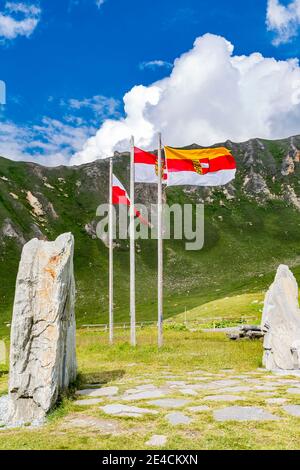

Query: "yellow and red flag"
<box><xmin>165</xmin><ymin>146</ymin><xmax>236</xmax><ymax>187</ymax></box>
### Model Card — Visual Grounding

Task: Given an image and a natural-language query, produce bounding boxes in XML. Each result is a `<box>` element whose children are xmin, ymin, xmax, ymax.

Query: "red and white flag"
<box><xmin>112</xmin><ymin>174</ymin><xmax>130</xmax><ymax>206</ymax></box>
<box><xmin>134</xmin><ymin>147</ymin><xmax>167</xmax><ymax>184</ymax></box>
<box><xmin>112</xmin><ymin>174</ymin><xmax>149</xmax><ymax>226</ymax></box>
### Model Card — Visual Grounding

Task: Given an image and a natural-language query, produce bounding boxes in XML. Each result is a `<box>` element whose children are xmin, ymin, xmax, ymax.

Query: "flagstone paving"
<box><xmin>213</xmin><ymin>406</ymin><xmax>280</xmax><ymax>422</ymax></box>
<box><xmin>219</xmin><ymin>385</ymin><xmax>253</xmax><ymax>393</ymax></box>
<box><xmin>167</xmin><ymin>381</ymin><xmax>188</xmax><ymax>386</ymax></box>
<box><xmin>265</xmin><ymin>398</ymin><xmax>287</xmax><ymax>405</ymax></box>
<box><xmin>71</xmin><ymin>369</ymin><xmax>300</xmax><ymax>436</ymax></box>
<box><xmin>101</xmin><ymin>404</ymin><xmax>159</xmax><ymax>417</ymax></box>
<box><xmin>273</xmin><ymin>370</ymin><xmax>300</xmax><ymax>378</ymax></box>
<box><xmin>187</xmin><ymin>405</ymin><xmax>210</xmax><ymax>412</ymax></box>
<box><xmin>166</xmin><ymin>412</ymin><xmax>192</xmax><ymax>425</ymax></box>
<box><xmin>122</xmin><ymin>390</ymin><xmax>168</xmax><ymax>401</ymax></box>
<box><xmin>64</xmin><ymin>416</ymin><xmax>122</xmax><ymax>434</ymax></box>
<box><xmin>76</xmin><ymin>386</ymin><xmax>119</xmax><ymax>397</ymax></box>
<box><xmin>147</xmin><ymin>398</ymin><xmax>190</xmax><ymax>408</ymax></box>
<box><xmin>146</xmin><ymin>435</ymin><xmax>168</xmax><ymax>447</ymax></box>
<box><xmin>203</xmin><ymin>394</ymin><xmax>246</xmax><ymax>402</ymax></box>
<box><xmin>287</xmin><ymin>388</ymin><xmax>300</xmax><ymax>394</ymax></box>
<box><xmin>282</xmin><ymin>405</ymin><xmax>300</xmax><ymax>417</ymax></box>
<box><xmin>178</xmin><ymin>388</ymin><xmax>198</xmax><ymax>396</ymax></box>
<box><xmin>74</xmin><ymin>398</ymin><xmax>104</xmax><ymax>406</ymax></box>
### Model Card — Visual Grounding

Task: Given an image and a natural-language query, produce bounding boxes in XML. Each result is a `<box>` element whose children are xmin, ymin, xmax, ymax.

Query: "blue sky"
<box><xmin>1</xmin><ymin>0</ymin><xmax>300</xmax><ymax>165</ymax></box>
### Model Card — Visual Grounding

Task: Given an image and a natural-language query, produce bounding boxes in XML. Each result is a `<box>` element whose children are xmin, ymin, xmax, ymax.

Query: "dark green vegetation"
<box><xmin>1</xmin><ymin>135</ymin><xmax>300</xmax><ymax>336</ymax></box>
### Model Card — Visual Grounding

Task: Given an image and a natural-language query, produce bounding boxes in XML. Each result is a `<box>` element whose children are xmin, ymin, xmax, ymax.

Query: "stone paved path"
<box><xmin>70</xmin><ymin>368</ymin><xmax>300</xmax><ymax>447</ymax></box>
<box><xmin>213</xmin><ymin>406</ymin><xmax>280</xmax><ymax>422</ymax></box>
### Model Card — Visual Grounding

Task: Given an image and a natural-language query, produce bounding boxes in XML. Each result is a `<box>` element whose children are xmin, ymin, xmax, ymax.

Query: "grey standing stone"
<box><xmin>214</xmin><ymin>406</ymin><xmax>280</xmax><ymax>422</ymax></box>
<box><xmin>261</xmin><ymin>265</ymin><xmax>300</xmax><ymax>371</ymax></box>
<box><xmin>8</xmin><ymin>233</ymin><xmax>77</xmax><ymax>427</ymax></box>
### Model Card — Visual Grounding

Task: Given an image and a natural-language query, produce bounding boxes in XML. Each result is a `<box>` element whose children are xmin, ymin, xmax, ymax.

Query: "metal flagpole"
<box><xmin>108</xmin><ymin>157</ymin><xmax>114</xmax><ymax>344</ymax></box>
<box><xmin>130</xmin><ymin>136</ymin><xmax>136</xmax><ymax>347</ymax></box>
<box><xmin>157</xmin><ymin>132</ymin><xmax>163</xmax><ymax>348</ymax></box>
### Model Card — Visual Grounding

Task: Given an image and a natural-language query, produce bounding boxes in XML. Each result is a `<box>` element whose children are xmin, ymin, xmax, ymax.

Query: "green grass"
<box><xmin>174</xmin><ymin>292</ymin><xmax>265</xmax><ymax>326</ymax></box>
<box><xmin>1</xmin><ymin>328</ymin><xmax>300</xmax><ymax>450</ymax></box>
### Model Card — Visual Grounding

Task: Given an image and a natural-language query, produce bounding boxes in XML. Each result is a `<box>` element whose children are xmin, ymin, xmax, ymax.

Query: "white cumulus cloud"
<box><xmin>139</xmin><ymin>60</ymin><xmax>173</xmax><ymax>71</ymax></box>
<box><xmin>267</xmin><ymin>0</ymin><xmax>300</xmax><ymax>45</ymax></box>
<box><xmin>71</xmin><ymin>33</ymin><xmax>300</xmax><ymax>165</ymax></box>
<box><xmin>0</xmin><ymin>1</ymin><xmax>41</xmax><ymax>41</ymax></box>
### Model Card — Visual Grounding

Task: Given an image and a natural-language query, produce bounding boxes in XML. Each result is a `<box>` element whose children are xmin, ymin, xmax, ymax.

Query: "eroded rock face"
<box><xmin>261</xmin><ymin>265</ymin><xmax>300</xmax><ymax>371</ymax></box>
<box><xmin>8</xmin><ymin>233</ymin><xmax>77</xmax><ymax>426</ymax></box>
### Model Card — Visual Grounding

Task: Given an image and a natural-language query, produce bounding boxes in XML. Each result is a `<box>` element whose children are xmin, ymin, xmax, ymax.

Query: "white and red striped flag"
<box><xmin>134</xmin><ymin>147</ymin><xmax>167</xmax><ymax>184</ymax></box>
<box><xmin>112</xmin><ymin>174</ymin><xmax>149</xmax><ymax>225</ymax></box>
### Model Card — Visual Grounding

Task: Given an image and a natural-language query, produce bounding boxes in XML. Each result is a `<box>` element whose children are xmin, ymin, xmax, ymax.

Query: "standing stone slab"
<box><xmin>261</xmin><ymin>265</ymin><xmax>300</xmax><ymax>370</ymax></box>
<box><xmin>8</xmin><ymin>233</ymin><xmax>77</xmax><ymax>426</ymax></box>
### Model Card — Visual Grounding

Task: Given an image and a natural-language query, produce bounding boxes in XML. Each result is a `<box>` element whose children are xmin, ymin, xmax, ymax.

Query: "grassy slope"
<box><xmin>174</xmin><ymin>292</ymin><xmax>265</xmax><ymax>326</ymax></box>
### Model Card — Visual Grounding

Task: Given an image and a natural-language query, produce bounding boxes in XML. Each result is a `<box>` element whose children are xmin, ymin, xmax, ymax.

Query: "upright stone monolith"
<box><xmin>8</xmin><ymin>233</ymin><xmax>77</xmax><ymax>426</ymax></box>
<box><xmin>261</xmin><ymin>265</ymin><xmax>300</xmax><ymax>371</ymax></box>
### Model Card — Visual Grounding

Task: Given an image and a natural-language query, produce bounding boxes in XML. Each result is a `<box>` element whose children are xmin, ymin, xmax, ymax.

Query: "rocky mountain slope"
<box><xmin>1</xmin><ymin>135</ymin><xmax>300</xmax><ymax>333</ymax></box>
